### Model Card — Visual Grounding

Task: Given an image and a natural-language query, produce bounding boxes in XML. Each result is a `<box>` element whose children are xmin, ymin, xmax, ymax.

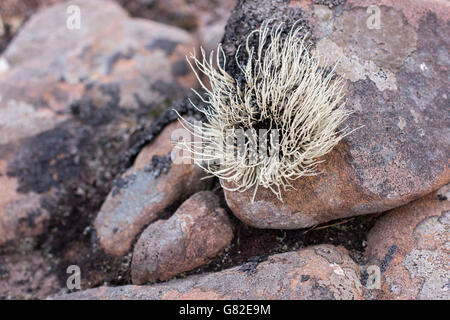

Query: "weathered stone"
<box><xmin>94</xmin><ymin>121</ymin><xmax>211</xmax><ymax>256</ymax></box>
<box><xmin>55</xmin><ymin>245</ymin><xmax>363</xmax><ymax>300</ymax></box>
<box><xmin>365</xmin><ymin>184</ymin><xmax>449</xmax><ymax>300</ymax></box>
<box><xmin>0</xmin><ymin>251</ymin><xmax>60</xmax><ymax>300</ymax></box>
<box><xmin>131</xmin><ymin>191</ymin><xmax>233</xmax><ymax>284</ymax></box>
<box><xmin>0</xmin><ymin>0</ymin><xmax>198</xmax><ymax>247</ymax></box>
<box><xmin>222</xmin><ymin>0</ymin><xmax>450</xmax><ymax>229</ymax></box>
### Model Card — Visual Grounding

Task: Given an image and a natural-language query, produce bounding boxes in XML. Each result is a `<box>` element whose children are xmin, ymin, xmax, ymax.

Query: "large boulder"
<box><xmin>222</xmin><ymin>0</ymin><xmax>450</xmax><ymax>229</ymax></box>
<box><xmin>0</xmin><ymin>0</ymin><xmax>198</xmax><ymax>247</ymax></box>
<box><xmin>366</xmin><ymin>184</ymin><xmax>449</xmax><ymax>300</ymax></box>
<box><xmin>117</xmin><ymin>0</ymin><xmax>236</xmax><ymax>49</ymax></box>
<box><xmin>54</xmin><ymin>245</ymin><xmax>364</xmax><ymax>300</ymax></box>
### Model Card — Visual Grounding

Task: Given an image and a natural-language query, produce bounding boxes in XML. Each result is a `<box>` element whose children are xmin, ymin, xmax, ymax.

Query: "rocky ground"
<box><xmin>0</xmin><ymin>0</ymin><xmax>448</xmax><ymax>300</ymax></box>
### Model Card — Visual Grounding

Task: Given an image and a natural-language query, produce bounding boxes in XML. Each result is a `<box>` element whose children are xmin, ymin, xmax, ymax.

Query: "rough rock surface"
<box><xmin>0</xmin><ymin>0</ymin><xmax>235</xmax><ymax>58</ymax></box>
<box><xmin>131</xmin><ymin>191</ymin><xmax>233</xmax><ymax>284</ymax></box>
<box><xmin>0</xmin><ymin>251</ymin><xmax>60</xmax><ymax>300</ymax></box>
<box><xmin>0</xmin><ymin>1</ymin><xmax>67</xmax><ymax>54</ymax></box>
<box><xmin>94</xmin><ymin>121</ymin><xmax>211</xmax><ymax>256</ymax></box>
<box><xmin>366</xmin><ymin>184</ymin><xmax>449</xmax><ymax>300</ymax></box>
<box><xmin>118</xmin><ymin>0</ymin><xmax>236</xmax><ymax>53</ymax></box>
<box><xmin>222</xmin><ymin>0</ymin><xmax>450</xmax><ymax>229</ymax></box>
<box><xmin>55</xmin><ymin>245</ymin><xmax>363</xmax><ymax>300</ymax></box>
<box><xmin>0</xmin><ymin>0</ymin><xmax>197</xmax><ymax>247</ymax></box>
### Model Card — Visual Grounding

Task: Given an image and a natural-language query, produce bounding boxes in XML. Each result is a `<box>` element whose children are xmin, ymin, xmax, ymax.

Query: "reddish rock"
<box><xmin>365</xmin><ymin>184</ymin><xmax>449</xmax><ymax>300</ymax></box>
<box><xmin>55</xmin><ymin>245</ymin><xmax>364</xmax><ymax>300</ymax></box>
<box><xmin>94</xmin><ymin>121</ymin><xmax>211</xmax><ymax>256</ymax></box>
<box><xmin>0</xmin><ymin>0</ymin><xmax>198</xmax><ymax>247</ymax></box>
<box><xmin>117</xmin><ymin>0</ymin><xmax>236</xmax><ymax>33</ymax></box>
<box><xmin>0</xmin><ymin>152</ymin><xmax>52</xmax><ymax>244</ymax></box>
<box><xmin>3</xmin><ymin>0</ymin><xmax>198</xmax><ymax>108</ymax></box>
<box><xmin>0</xmin><ymin>251</ymin><xmax>60</xmax><ymax>299</ymax></box>
<box><xmin>131</xmin><ymin>191</ymin><xmax>233</xmax><ymax>284</ymax></box>
<box><xmin>0</xmin><ymin>1</ymin><xmax>67</xmax><ymax>53</ymax></box>
<box><xmin>222</xmin><ymin>0</ymin><xmax>450</xmax><ymax>229</ymax></box>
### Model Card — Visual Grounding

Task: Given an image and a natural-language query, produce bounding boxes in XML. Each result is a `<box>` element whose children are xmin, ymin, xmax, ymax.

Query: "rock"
<box><xmin>0</xmin><ymin>251</ymin><xmax>60</xmax><ymax>299</ymax></box>
<box><xmin>54</xmin><ymin>245</ymin><xmax>363</xmax><ymax>300</ymax></box>
<box><xmin>116</xmin><ymin>0</ymin><xmax>235</xmax><ymax>65</ymax></box>
<box><xmin>0</xmin><ymin>0</ymin><xmax>44</xmax><ymax>53</ymax></box>
<box><xmin>3</xmin><ymin>0</ymin><xmax>197</xmax><ymax>103</ymax></box>
<box><xmin>365</xmin><ymin>184</ymin><xmax>449</xmax><ymax>300</ymax></box>
<box><xmin>117</xmin><ymin>0</ymin><xmax>236</xmax><ymax>34</ymax></box>
<box><xmin>0</xmin><ymin>0</ymin><xmax>198</xmax><ymax>247</ymax></box>
<box><xmin>0</xmin><ymin>178</ymin><xmax>50</xmax><ymax>245</ymax></box>
<box><xmin>0</xmin><ymin>57</ymin><xmax>9</xmax><ymax>74</ymax></box>
<box><xmin>131</xmin><ymin>191</ymin><xmax>233</xmax><ymax>284</ymax></box>
<box><xmin>1</xmin><ymin>0</ymin><xmax>234</xmax><ymax>56</ymax></box>
<box><xmin>222</xmin><ymin>0</ymin><xmax>450</xmax><ymax>229</ymax></box>
<box><xmin>0</xmin><ymin>15</ymin><xmax>4</xmax><ymax>38</ymax></box>
<box><xmin>94</xmin><ymin>121</ymin><xmax>211</xmax><ymax>256</ymax></box>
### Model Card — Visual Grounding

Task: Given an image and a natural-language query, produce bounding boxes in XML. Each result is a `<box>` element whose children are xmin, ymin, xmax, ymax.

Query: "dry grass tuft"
<box><xmin>175</xmin><ymin>22</ymin><xmax>357</xmax><ymax>201</ymax></box>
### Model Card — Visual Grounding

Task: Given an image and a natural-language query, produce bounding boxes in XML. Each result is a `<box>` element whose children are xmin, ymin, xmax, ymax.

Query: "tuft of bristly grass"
<box><xmin>174</xmin><ymin>22</ymin><xmax>356</xmax><ymax>201</ymax></box>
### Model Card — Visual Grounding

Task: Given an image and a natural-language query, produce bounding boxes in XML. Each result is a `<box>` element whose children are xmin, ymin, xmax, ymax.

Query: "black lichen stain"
<box><xmin>345</xmin><ymin>12</ymin><xmax>449</xmax><ymax>198</ymax></box>
<box><xmin>171</xmin><ymin>59</ymin><xmax>190</xmax><ymax>77</ymax></box>
<box><xmin>7</xmin><ymin>82</ymin><xmax>125</xmax><ymax>194</ymax></box>
<box><xmin>186</xmin><ymin>189</ymin><xmax>379</xmax><ymax>278</ymax></box>
<box><xmin>124</xmin><ymin>92</ymin><xmax>206</xmax><ymax>169</ymax></box>
<box><xmin>70</xmin><ymin>82</ymin><xmax>121</xmax><ymax>126</ymax></box>
<box><xmin>151</xmin><ymin>80</ymin><xmax>186</xmax><ymax>98</ymax></box>
<box><xmin>4</xmin><ymin>80</ymin><xmax>143</xmax><ymax>288</ymax></box>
